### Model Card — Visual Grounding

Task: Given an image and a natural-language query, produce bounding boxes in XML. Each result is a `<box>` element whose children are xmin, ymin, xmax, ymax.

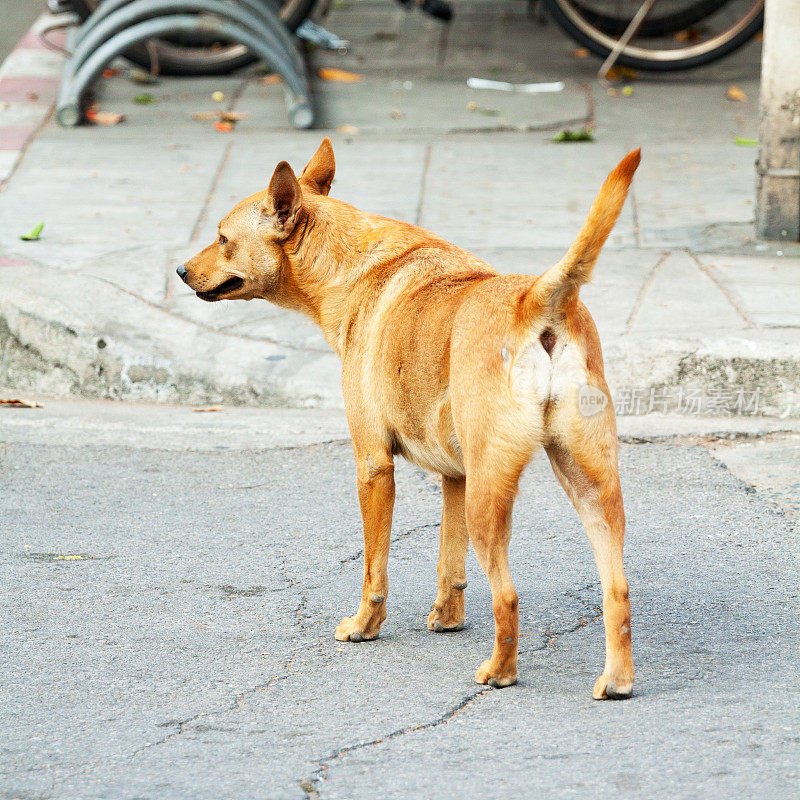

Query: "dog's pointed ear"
<box><xmin>299</xmin><ymin>138</ymin><xmax>335</xmax><ymax>196</ymax></box>
<box><xmin>261</xmin><ymin>161</ymin><xmax>302</xmax><ymax>237</ymax></box>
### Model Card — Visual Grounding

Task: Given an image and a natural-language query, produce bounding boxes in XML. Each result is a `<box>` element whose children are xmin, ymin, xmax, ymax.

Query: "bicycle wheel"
<box><xmin>545</xmin><ymin>0</ymin><xmax>763</xmax><ymax>71</ymax></box>
<box><xmin>570</xmin><ymin>0</ymin><xmax>732</xmax><ymax>37</ymax></box>
<box><xmin>67</xmin><ymin>0</ymin><xmax>318</xmax><ymax>75</ymax></box>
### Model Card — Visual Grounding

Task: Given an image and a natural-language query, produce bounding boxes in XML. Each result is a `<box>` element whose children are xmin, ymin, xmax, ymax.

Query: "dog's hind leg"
<box><xmin>335</xmin><ymin>443</ymin><xmax>395</xmax><ymax>643</ymax></box>
<box><xmin>428</xmin><ymin>475</ymin><xmax>469</xmax><ymax>633</ymax></box>
<box><xmin>461</xmin><ymin>451</ymin><xmax>526</xmax><ymax>688</ymax></box>
<box><xmin>545</xmin><ymin>406</ymin><xmax>634</xmax><ymax>700</ymax></box>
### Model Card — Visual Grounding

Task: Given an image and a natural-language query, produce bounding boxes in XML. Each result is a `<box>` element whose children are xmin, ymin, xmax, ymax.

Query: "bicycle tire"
<box><xmin>570</xmin><ymin>0</ymin><xmax>732</xmax><ymax>37</ymax></box>
<box><xmin>66</xmin><ymin>0</ymin><xmax>317</xmax><ymax>75</ymax></box>
<box><xmin>545</xmin><ymin>0</ymin><xmax>763</xmax><ymax>71</ymax></box>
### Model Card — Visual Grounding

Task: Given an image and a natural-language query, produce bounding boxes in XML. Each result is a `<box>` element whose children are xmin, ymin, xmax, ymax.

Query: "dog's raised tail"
<box><xmin>527</xmin><ymin>148</ymin><xmax>640</xmax><ymax>315</ymax></box>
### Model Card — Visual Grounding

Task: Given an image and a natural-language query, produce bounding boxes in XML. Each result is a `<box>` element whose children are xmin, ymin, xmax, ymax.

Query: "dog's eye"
<box><xmin>218</xmin><ymin>234</ymin><xmax>228</xmax><ymax>245</ymax></box>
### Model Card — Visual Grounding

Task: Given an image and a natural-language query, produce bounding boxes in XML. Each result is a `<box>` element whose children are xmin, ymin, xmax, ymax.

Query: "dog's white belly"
<box><xmin>394</xmin><ymin>434</ymin><xmax>465</xmax><ymax>478</ymax></box>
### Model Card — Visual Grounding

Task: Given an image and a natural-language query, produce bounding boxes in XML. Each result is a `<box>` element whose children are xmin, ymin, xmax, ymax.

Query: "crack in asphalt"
<box><xmin>122</xmin><ymin>550</ymin><xmax>317</xmax><ymax>764</ymax></box>
<box><xmin>298</xmin><ymin>581</ymin><xmax>606</xmax><ymax>799</ymax></box>
<box><xmin>540</xmin><ymin>585</ymin><xmax>603</xmax><ymax>650</ymax></box>
<box><xmin>45</xmin><ymin>542</ymin><xmax>316</xmax><ymax>796</ymax></box>
<box><xmin>110</xmin><ymin>517</ymin><xmax>442</xmax><ymax>776</ymax></box>
<box><xmin>298</xmin><ymin>687</ymin><xmax>493</xmax><ymax>800</ymax></box>
<box><xmin>338</xmin><ymin>521</ymin><xmax>441</xmax><ymax>569</ymax></box>
<box><xmin>129</xmin><ymin>669</ymin><xmax>294</xmax><ymax>759</ymax></box>
<box><xmin>129</xmin><ymin>549</ymin><xmax>316</xmax><ymax>758</ymax></box>
<box><xmin>43</xmin><ymin>550</ymin><xmax>602</xmax><ymax>797</ymax></box>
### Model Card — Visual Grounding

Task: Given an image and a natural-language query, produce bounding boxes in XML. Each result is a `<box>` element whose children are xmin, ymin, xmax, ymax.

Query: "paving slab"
<box><xmin>419</xmin><ymin>138</ymin><xmax>637</xmax><ymax>249</ymax></box>
<box><xmin>194</xmin><ymin>133</ymin><xmax>429</xmax><ymax>237</ymax></box>
<box><xmin>0</xmin><ymin>133</ymin><xmax>229</xmax><ymax>265</ymax></box>
<box><xmin>314</xmin><ymin>78</ymin><xmax>589</xmax><ymax>133</ymax></box>
<box><xmin>627</xmin><ymin>250</ymin><xmax>748</xmax><ymax>334</ymax></box>
<box><xmin>695</xmin><ymin>253</ymin><xmax>800</xmax><ymax>329</ymax></box>
<box><xmin>315</xmin><ymin>0</ymin><xmax>444</xmax><ymax>76</ymax></box>
<box><xmin>633</xmin><ymin>142</ymin><xmax>759</xmax><ymax>249</ymax></box>
<box><xmin>0</xmin><ymin>259</ymin><xmax>343</xmax><ymax>406</ymax></box>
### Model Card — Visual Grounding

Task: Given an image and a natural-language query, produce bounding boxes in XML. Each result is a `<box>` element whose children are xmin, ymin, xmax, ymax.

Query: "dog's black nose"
<box><xmin>176</xmin><ymin>264</ymin><xmax>188</xmax><ymax>281</ymax></box>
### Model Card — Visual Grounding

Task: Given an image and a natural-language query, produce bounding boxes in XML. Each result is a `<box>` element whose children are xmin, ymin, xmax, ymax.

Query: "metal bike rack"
<box><xmin>56</xmin><ymin>0</ymin><xmax>314</xmax><ymax>129</ymax></box>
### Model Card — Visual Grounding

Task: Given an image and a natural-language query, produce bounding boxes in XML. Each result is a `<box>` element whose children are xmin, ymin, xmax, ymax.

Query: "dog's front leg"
<box><xmin>335</xmin><ymin>450</ymin><xmax>395</xmax><ymax>642</ymax></box>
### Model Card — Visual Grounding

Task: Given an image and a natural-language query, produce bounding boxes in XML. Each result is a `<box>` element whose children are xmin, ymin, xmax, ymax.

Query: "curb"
<box><xmin>0</xmin><ymin>14</ymin><xmax>66</xmax><ymax>190</ymax></box>
<box><xmin>0</xmin><ymin>258</ymin><xmax>344</xmax><ymax>407</ymax></box>
<box><xmin>1</xmin><ymin>256</ymin><xmax>798</xmax><ymax>415</ymax></box>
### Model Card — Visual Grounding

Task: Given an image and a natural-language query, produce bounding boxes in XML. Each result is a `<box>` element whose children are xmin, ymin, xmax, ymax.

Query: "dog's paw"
<box><xmin>427</xmin><ymin>584</ymin><xmax>466</xmax><ymax>632</ymax></box>
<box><xmin>592</xmin><ymin>672</ymin><xmax>633</xmax><ymax>700</ymax></box>
<box><xmin>475</xmin><ymin>658</ymin><xmax>517</xmax><ymax>688</ymax></box>
<box><xmin>427</xmin><ymin>604</ymin><xmax>465</xmax><ymax>633</ymax></box>
<box><xmin>334</xmin><ymin>615</ymin><xmax>379</xmax><ymax>643</ymax></box>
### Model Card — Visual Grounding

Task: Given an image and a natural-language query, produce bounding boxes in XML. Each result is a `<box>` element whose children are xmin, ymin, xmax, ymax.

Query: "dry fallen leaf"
<box><xmin>337</xmin><ymin>123</ymin><xmax>359</xmax><ymax>134</ymax></box>
<box><xmin>390</xmin><ymin>108</ymin><xmax>404</xmax><ymax>119</ymax></box>
<box><xmin>606</xmin><ymin>65</ymin><xmax>638</xmax><ymax>81</ymax></box>
<box><xmin>726</xmin><ymin>85</ymin><xmax>748</xmax><ymax>102</ymax></box>
<box><xmin>0</xmin><ymin>398</ymin><xmax>43</xmax><ymax>408</ymax></box>
<box><xmin>571</xmin><ymin>47</ymin><xmax>589</xmax><ymax>59</ymax></box>
<box><xmin>219</xmin><ymin>110</ymin><xmax>248</xmax><ymax>122</ymax></box>
<box><xmin>192</xmin><ymin>111</ymin><xmax>217</xmax><ymax>120</ymax></box>
<box><xmin>193</xmin><ymin>406</ymin><xmax>223</xmax><ymax>412</ymax></box>
<box><xmin>259</xmin><ymin>74</ymin><xmax>282</xmax><ymax>85</ymax></box>
<box><xmin>214</xmin><ymin>120</ymin><xmax>234</xmax><ymax>133</ymax></box>
<box><xmin>318</xmin><ymin>68</ymin><xmax>363</xmax><ymax>83</ymax></box>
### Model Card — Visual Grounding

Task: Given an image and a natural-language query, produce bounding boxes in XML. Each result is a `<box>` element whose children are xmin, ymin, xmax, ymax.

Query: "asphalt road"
<box><xmin>2</xmin><ymin>403</ymin><xmax>798</xmax><ymax>799</ymax></box>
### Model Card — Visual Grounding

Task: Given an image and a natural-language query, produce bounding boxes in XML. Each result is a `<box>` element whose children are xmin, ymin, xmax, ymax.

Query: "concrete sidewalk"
<box><xmin>0</xmin><ymin>0</ymin><xmax>798</xmax><ymax>416</ymax></box>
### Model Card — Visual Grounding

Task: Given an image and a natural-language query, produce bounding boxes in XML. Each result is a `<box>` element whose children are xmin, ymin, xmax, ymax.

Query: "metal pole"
<box><xmin>756</xmin><ymin>0</ymin><xmax>800</xmax><ymax>241</ymax></box>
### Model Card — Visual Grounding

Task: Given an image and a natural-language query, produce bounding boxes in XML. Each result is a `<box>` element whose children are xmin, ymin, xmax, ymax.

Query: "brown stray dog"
<box><xmin>179</xmin><ymin>139</ymin><xmax>640</xmax><ymax>699</ymax></box>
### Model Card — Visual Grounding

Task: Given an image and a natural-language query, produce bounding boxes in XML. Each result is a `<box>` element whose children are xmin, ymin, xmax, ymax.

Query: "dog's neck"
<box><xmin>276</xmin><ymin>197</ymin><xmax>434</xmax><ymax>356</ymax></box>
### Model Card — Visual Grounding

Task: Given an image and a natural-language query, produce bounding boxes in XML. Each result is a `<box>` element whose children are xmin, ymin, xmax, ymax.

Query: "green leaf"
<box><xmin>20</xmin><ymin>221</ymin><xmax>44</xmax><ymax>241</ymax></box>
<box><xmin>133</xmin><ymin>93</ymin><xmax>155</xmax><ymax>105</ymax></box>
<box><xmin>734</xmin><ymin>136</ymin><xmax>758</xmax><ymax>147</ymax></box>
<box><xmin>553</xmin><ymin>128</ymin><xmax>595</xmax><ymax>143</ymax></box>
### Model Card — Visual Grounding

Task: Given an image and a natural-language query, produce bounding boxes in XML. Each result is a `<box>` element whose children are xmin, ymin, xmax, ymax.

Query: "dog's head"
<box><xmin>177</xmin><ymin>138</ymin><xmax>335</xmax><ymax>302</ymax></box>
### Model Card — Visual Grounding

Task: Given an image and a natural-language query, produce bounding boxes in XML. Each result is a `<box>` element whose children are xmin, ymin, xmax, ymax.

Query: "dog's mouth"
<box><xmin>196</xmin><ymin>276</ymin><xmax>244</xmax><ymax>302</ymax></box>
